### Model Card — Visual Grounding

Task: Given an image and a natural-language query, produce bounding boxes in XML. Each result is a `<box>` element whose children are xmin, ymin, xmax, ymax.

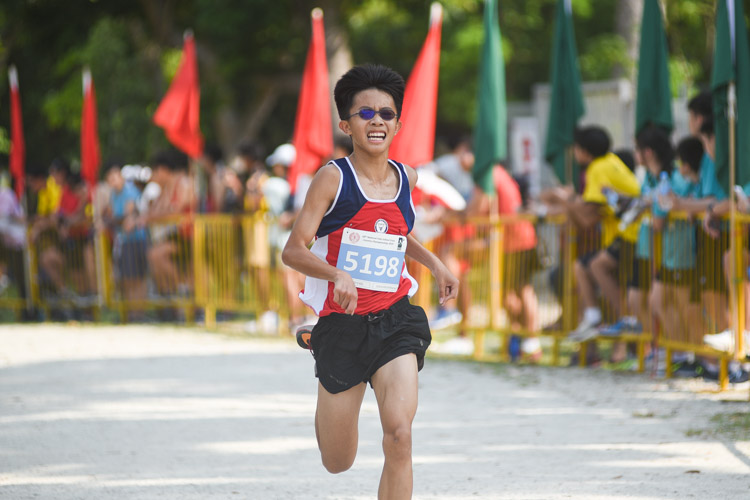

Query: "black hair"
<box><xmin>169</xmin><ymin>149</ymin><xmax>189</xmax><ymax>172</ymax></box>
<box><xmin>700</xmin><ymin>118</ymin><xmax>714</xmax><ymax>138</ymax></box>
<box><xmin>334</xmin><ymin>64</ymin><xmax>405</xmax><ymax>120</ymax></box>
<box><xmin>687</xmin><ymin>90</ymin><xmax>712</xmax><ymax>119</ymax></box>
<box><xmin>68</xmin><ymin>171</ymin><xmax>84</xmax><ymax>188</ymax></box>
<box><xmin>238</xmin><ymin>141</ymin><xmax>264</xmax><ymax>161</ymax></box>
<box><xmin>150</xmin><ymin>150</ymin><xmax>174</xmax><ymax>170</ymax></box>
<box><xmin>203</xmin><ymin>143</ymin><xmax>223</xmax><ymax>163</ymax></box>
<box><xmin>49</xmin><ymin>157</ymin><xmax>71</xmax><ymax>180</ymax></box>
<box><xmin>26</xmin><ymin>162</ymin><xmax>47</xmax><ymax>179</ymax></box>
<box><xmin>635</xmin><ymin>125</ymin><xmax>674</xmax><ymax>173</ymax></box>
<box><xmin>103</xmin><ymin>159</ymin><xmax>122</xmax><ymax>180</ymax></box>
<box><xmin>613</xmin><ymin>148</ymin><xmax>636</xmax><ymax>172</ymax></box>
<box><xmin>676</xmin><ymin>136</ymin><xmax>704</xmax><ymax>174</ymax></box>
<box><xmin>573</xmin><ymin>126</ymin><xmax>611</xmax><ymax>159</ymax></box>
<box><xmin>512</xmin><ymin>173</ymin><xmax>531</xmax><ymax>208</ymax></box>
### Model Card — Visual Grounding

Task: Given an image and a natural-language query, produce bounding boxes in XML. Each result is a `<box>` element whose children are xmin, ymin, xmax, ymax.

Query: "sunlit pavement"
<box><xmin>0</xmin><ymin>324</ymin><xmax>748</xmax><ymax>499</ymax></box>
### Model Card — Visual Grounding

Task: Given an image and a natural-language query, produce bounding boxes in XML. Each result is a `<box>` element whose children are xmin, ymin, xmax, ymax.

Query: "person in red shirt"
<box><xmin>470</xmin><ymin>166</ymin><xmax>541</xmax><ymax>360</ymax></box>
<box><xmin>57</xmin><ymin>172</ymin><xmax>96</xmax><ymax>297</ymax></box>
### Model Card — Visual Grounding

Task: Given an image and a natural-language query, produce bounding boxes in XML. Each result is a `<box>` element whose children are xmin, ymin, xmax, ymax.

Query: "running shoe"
<box><xmin>567</xmin><ymin>317</ymin><xmax>601</xmax><ymax>342</ymax></box>
<box><xmin>296</xmin><ymin>325</ymin><xmax>314</xmax><ymax>350</ymax></box>
<box><xmin>703</xmin><ymin>329</ymin><xmax>750</xmax><ymax>355</ymax></box>
<box><xmin>599</xmin><ymin>316</ymin><xmax>642</xmax><ymax>336</ymax></box>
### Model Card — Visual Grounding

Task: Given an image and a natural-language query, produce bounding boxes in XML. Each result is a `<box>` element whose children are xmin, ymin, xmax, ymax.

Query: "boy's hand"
<box><xmin>333</xmin><ymin>270</ymin><xmax>358</xmax><ymax>314</ymax></box>
<box><xmin>433</xmin><ymin>262</ymin><xmax>459</xmax><ymax>306</ymax></box>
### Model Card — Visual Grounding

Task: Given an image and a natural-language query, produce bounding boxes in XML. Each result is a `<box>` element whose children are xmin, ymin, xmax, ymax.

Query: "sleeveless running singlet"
<box><xmin>299</xmin><ymin>157</ymin><xmax>418</xmax><ymax>316</ymax></box>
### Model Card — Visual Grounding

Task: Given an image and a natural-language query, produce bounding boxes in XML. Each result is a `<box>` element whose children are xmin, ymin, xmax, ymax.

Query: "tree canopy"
<box><xmin>0</xmin><ymin>0</ymin><xmax>741</xmax><ymax>169</ymax></box>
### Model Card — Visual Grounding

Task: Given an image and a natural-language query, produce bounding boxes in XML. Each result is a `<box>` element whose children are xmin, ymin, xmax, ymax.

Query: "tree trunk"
<box><xmin>613</xmin><ymin>0</ymin><xmax>644</xmax><ymax>80</ymax></box>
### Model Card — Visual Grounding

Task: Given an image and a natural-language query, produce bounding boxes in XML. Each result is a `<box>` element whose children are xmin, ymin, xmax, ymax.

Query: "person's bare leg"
<box><xmin>315</xmin><ymin>382</ymin><xmax>367</xmax><ymax>474</ymax></box>
<box><xmin>574</xmin><ymin>259</ymin><xmax>597</xmax><ymax>311</ymax></box>
<box><xmin>521</xmin><ymin>283</ymin><xmax>538</xmax><ymax>332</ymax></box>
<box><xmin>83</xmin><ymin>243</ymin><xmax>97</xmax><ymax>294</ymax></box>
<box><xmin>371</xmin><ymin>354</ymin><xmax>419</xmax><ymax>500</ymax></box>
<box><xmin>40</xmin><ymin>247</ymin><xmax>65</xmax><ymax>291</ymax></box>
<box><xmin>648</xmin><ymin>282</ymin><xmax>665</xmax><ymax>340</ymax></box>
<box><xmin>590</xmin><ymin>251</ymin><xmax>621</xmax><ymax>318</ymax></box>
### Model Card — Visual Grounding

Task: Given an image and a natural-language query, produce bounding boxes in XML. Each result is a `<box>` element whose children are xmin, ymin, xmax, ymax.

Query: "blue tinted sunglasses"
<box><xmin>345</xmin><ymin>107</ymin><xmax>398</xmax><ymax>121</ymax></box>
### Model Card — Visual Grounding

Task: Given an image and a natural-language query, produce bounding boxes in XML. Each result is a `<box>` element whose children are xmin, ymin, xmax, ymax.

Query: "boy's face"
<box><xmin>677</xmin><ymin>160</ymin><xmax>698</xmax><ymax>182</ymax></box>
<box><xmin>338</xmin><ymin>88</ymin><xmax>401</xmax><ymax>157</ymax></box>
<box><xmin>573</xmin><ymin>144</ymin><xmax>591</xmax><ymax>167</ymax></box>
<box><xmin>688</xmin><ymin>111</ymin><xmax>703</xmax><ymax>136</ymax></box>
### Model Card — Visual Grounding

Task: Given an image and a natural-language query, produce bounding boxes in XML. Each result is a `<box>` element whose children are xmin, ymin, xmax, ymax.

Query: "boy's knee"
<box><xmin>382</xmin><ymin>425</ymin><xmax>412</xmax><ymax>461</ymax></box>
<box><xmin>321</xmin><ymin>451</ymin><xmax>356</xmax><ymax>474</ymax></box>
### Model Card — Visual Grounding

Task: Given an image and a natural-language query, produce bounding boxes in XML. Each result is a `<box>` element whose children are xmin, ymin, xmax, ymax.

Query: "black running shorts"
<box><xmin>310</xmin><ymin>297</ymin><xmax>432</xmax><ymax>394</ymax></box>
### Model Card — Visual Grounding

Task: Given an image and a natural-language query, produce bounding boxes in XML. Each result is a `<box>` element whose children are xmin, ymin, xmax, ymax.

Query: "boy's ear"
<box><xmin>395</xmin><ymin>120</ymin><xmax>402</xmax><ymax>135</ymax></box>
<box><xmin>338</xmin><ymin>120</ymin><xmax>351</xmax><ymax>136</ymax></box>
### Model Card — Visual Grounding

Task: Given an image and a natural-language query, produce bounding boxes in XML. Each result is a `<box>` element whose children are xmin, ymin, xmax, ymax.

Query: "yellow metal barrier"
<box><xmin>4</xmin><ymin>209</ymin><xmax>749</xmax><ymax>390</ymax></box>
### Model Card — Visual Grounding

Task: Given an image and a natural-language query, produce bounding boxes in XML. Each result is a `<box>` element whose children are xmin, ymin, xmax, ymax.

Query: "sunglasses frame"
<box><xmin>345</xmin><ymin>107</ymin><xmax>398</xmax><ymax>121</ymax></box>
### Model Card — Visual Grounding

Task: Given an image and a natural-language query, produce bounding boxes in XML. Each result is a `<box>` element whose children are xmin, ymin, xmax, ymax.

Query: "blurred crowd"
<box><xmin>1</xmin><ymin>90</ymin><xmax>749</xmax><ymax>382</ymax></box>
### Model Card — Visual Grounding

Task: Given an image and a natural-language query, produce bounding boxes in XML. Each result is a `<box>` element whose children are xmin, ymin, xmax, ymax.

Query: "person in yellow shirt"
<box><xmin>564</xmin><ymin>127</ymin><xmax>640</xmax><ymax>342</ymax></box>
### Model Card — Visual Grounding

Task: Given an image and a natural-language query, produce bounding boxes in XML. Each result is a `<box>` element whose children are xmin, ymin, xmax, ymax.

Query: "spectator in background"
<box><xmin>198</xmin><ymin>144</ymin><xmax>226</xmax><ymax>213</ymax></box>
<box><xmin>555</xmin><ymin>126</ymin><xmax>640</xmax><ymax>342</ymax></box>
<box><xmin>106</xmin><ymin>164</ymin><xmax>148</xmax><ymax>304</ymax></box>
<box><xmin>57</xmin><ymin>171</ymin><xmax>96</xmax><ymax>297</ymax></box>
<box><xmin>639</xmin><ymin>132</ymin><xmax>698</xmax><ymax>347</ymax></box>
<box><xmin>144</xmin><ymin>150</ymin><xmax>195</xmax><ymax>296</ymax></box>
<box><xmin>0</xmin><ymin>169</ymin><xmax>26</xmax><ymax>299</ymax></box>
<box><xmin>426</xmin><ymin>136</ymin><xmax>475</xmax><ymax>202</ymax></box>
<box><xmin>30</xmin><ymin>159</ymin><xmax>68</xmax><ymax>297</ymax></box>
<box><xmin>471</xmin><ymin>166</ymin><xmax>542</xmax><ymax>361</ymax></box>
<box><xmin>263</xmin><ymin>144</ymin><xmax>302</xmax><ymax>330</ymax></box>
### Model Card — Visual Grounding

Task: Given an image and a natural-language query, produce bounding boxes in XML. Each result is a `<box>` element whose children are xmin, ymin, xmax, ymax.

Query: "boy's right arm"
<box><xmin>281</xmin><ymin>165</ymin><xmax>358</xmax><ymax>314</ymax></box>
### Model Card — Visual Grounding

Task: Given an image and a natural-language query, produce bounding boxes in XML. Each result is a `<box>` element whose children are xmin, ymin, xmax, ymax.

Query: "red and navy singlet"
<box><xmin>299</xmin><ymin>157</ymin><xmax>418</xmax><ymax>316</ymax></box>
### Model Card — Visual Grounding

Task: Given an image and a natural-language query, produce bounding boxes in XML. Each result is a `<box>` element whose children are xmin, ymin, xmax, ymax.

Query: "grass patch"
<box><xmin>710</xmin><ymin>412</ymin><xmax>750</xmax><ymax>440</ymax></box>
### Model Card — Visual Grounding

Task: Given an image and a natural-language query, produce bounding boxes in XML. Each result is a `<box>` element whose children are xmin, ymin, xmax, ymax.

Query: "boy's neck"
<box><xmin>349</xmin><ymin>150</ymin><xmax>392</xmax><ymax>181</ymax></box>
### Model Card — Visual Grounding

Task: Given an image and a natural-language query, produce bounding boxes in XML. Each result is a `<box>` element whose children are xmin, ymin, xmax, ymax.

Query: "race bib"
<box><xmin>336</xmin><ymin>227</ymin><xmax>407</xmax><ymax>292</ymax></box>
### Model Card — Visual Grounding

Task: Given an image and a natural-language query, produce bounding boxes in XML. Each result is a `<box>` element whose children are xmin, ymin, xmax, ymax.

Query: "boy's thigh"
<box><xmin>371</xmin><ymin>354</ymin><xmax>419</xmax><ymax>425</ymax></box>
<box><xmin>316</xmin><ymin>382</ymin><xmax>367</xmax><ymax>444</ymax></box>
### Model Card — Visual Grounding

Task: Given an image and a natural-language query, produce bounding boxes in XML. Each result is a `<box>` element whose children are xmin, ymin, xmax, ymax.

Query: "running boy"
<box><xmin>281</xmin><ymin>64</ymin><xmax>458</xmax><ymax>499</ymax></box>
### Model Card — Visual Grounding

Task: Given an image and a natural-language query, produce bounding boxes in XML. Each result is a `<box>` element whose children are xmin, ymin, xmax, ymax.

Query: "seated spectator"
<box><xmin>57</xmin><ymin>171</ymin><xmax>96</xmax><ymax>297</ymax></box>
<box><xmin>645</xmin><ymin>133</ymin><xmax>702</xmax><ymax>352</ymax></box>
<box><xmin>0</xmin><ymin>170</ymin><xmax>26</xmax><ymax>299</ymax></box>
<box><xmin>106</xmin><ymin>164</ymin><xmax>148</xmax><ymax>303</ymax></box>
<box><xmin>31</xmin><ymin>159</ymin><xmax>67</xmax><ymax>297</ymax></box>
<box><xmin>548</xmin><ymin>126</ymin><xmax>639</xmax><ymax>342</ymax></box>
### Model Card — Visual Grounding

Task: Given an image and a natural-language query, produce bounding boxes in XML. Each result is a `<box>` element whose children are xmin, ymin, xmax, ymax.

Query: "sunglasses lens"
<box><xmin>380</xmin><ymin>110</ymin><xmax>396</xmax><ymax>121</ymax></box>
<box><xmin>358</xmin><ymin>109</ymin><xmax>376</xmax><ymax>120</ymax></box>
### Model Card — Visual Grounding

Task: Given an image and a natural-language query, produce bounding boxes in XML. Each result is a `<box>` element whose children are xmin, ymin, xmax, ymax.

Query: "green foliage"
<box><xmin>0</xmin><ymin>0</ymin><xmax>738</xmax><ymax>166</ymax></box>
<box><xmin>579</xmin><ymin>34</ymin><xmax>631</xmax><ymax>81</ymax></box>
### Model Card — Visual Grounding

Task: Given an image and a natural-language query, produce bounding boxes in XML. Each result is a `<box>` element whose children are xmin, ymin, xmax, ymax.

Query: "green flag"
<box><xmin>544</xmin><ymin>0</ymin><xmax>585</xmax><ymax>183</ymax></box>
<box><xmin>635</xmin><ymin>0</ymin><xmax>673</xmax><ymax>135</ymax></box>
<box><xmin>711</xmin><ymin>0</ymin><xmax>750</xmax><ymax>191</ymax></box>
<box><xmin>472</xmin><ymin>0</ymin><xmax>507</xmax><ymax>194</ymax></box>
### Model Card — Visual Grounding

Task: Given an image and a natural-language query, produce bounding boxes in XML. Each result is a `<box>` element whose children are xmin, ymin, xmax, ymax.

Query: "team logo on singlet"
<box><xmin>349</xmin><ymin>232</ymin><xmax>360</xmax><ymax>243</ymax></box>
<box><xmin>374</xmin><ymin>219</ymin><xmax>388</xmax><ymax>233</ymax></box>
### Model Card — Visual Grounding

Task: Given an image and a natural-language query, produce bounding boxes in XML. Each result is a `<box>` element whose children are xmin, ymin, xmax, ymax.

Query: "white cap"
<box><xmin>266</xmin><ymin>143</ymin><xmax>296</xmax><ymax>167</ymax></box>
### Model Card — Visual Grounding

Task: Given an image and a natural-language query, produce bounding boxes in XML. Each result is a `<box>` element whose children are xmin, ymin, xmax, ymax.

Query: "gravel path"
<box><xmin>0</xmin><ymin>324</ymin><xmax>748</xmax><ymax>499</ymax></box>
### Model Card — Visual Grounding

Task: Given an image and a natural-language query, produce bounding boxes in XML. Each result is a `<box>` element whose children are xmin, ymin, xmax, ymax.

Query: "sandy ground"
<box><xmin>0</xmin><ymin>324</ymin><xmax>749</xmax><ymax>500</ymax></box>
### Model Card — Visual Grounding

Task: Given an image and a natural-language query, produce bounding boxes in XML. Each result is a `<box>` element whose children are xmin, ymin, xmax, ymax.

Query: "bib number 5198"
<box><xmin>342</xmin><ymin>251</ymin><xmax>401</xmax><ymax>278</ymax></box>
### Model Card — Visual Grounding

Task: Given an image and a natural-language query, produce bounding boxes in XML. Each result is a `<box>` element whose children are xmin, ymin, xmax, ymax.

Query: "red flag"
<box><xmin>81</xmin><ymin>69</ymin><xmax>101</xmax><ymax>187</ymax></box>
<box><xmin>288</xmin><ymin>8</ymin><xmax>332</xmax><ymax>194</ymax></box>
<box><xmin>8</xmin><ymin>65</ymin><xmax>24</xmax><ymax>199</ymax></box>
<box><xmin>153</xmin><ymin>31</ymin><xmax>203</xmax><ymax>158</ymax></box>
<box><xmin>389</xmin><ymin>3</ymin><xmax>442</xmax><ymax>167</ymax></box>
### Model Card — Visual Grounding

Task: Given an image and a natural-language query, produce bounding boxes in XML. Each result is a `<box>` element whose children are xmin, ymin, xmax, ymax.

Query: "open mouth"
<box><xmin>367</xmin><ymin>131</ymin><xmax>386</xmax><ymax>142</ymax></box>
